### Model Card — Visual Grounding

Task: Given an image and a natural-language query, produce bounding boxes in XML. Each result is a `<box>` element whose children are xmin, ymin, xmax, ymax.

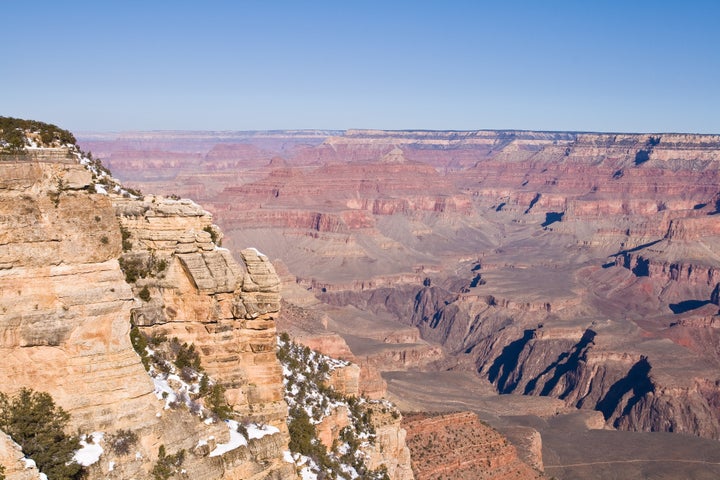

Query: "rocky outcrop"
<box><xmin>0</xmin><ymin>152</ymin><xmax>159</xmax><ymax>432</ymax></box>
<box><xmin>114</xmin><ymin>194</ymin><xmax>295</xmax><ymax>478</ymax></box>
<box><xmin>363</xmin><ymin>406</ymin><xmax>414</xmax><ymax>480</ymax></box>
<box><xmin>403</xmin><ymin>412</ymin><xmax>545</xmax><ymax>480</ymax></box>
<box><xmin>0</xmin><ymin>148</ymin><xmax>295</xmax><ymax>479</ymax></box>
<box><xmin>0</xmin><ymin>431</ymin><xmax>40</xmax><ymax>480</ymax></box>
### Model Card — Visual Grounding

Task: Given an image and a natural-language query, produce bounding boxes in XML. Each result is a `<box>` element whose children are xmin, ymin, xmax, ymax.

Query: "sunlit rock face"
<box><xmin>0</xmin><ymin>145</ymin><xmax>296</xmax><ymax>479</ymax></box>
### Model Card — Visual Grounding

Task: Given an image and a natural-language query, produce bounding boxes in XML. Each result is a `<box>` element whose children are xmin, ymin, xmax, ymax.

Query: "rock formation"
<box><xmin>0</xmin><ymin>432</ymin><xmax>40</xmax><ymax>480</ymax></box>
<box><xmin>402</xmin><ymin>412</ymin><xmax>545</xmax><ymax>480</ymax></box>
<box><xmin>115</xmin><ymin>195</ymin><xmax>287</xmax><ymax>424</ymax></box>
<box><xmin>0</xmin><ymin>135</ymin><xmax>295</xmax><ymax>478</ymax></box>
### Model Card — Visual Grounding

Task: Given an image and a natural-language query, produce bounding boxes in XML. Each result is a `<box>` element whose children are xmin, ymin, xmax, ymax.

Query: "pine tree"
<box><xmin>0</xmin><ymin>388</ymin><xmax>82</xmax><ymax>480</ymax></box>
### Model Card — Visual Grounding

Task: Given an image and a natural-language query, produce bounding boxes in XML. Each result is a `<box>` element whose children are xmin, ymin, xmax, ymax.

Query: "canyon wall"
<box><xmin>0</xmin><ymin>148</ymin><xmax>296</xmax><ymax>479</ymax></box>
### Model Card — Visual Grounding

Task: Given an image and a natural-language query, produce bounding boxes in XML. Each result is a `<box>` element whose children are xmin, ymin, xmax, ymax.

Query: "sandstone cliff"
<box><xmin>0</xmin><ymin>141</ymin><xmax>295</xmax><ymax>478</ymax></box>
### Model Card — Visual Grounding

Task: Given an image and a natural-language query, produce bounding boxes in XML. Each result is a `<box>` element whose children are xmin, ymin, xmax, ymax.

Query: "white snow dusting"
<box><xmin>247</xmin><ymin>247</ymin><xmax>266</xmax><ymax>257</ymax></box>
<box><xmin>209</xmin><ymin>420</ymin><xmax>248</xmax><ymax>457</ymax></box>
<box><xmin>73</xmin><ymin>432</ymin><xmax>104</xmax><ymax>466</ymax></box>
<box><xmin>247</xmin><ymin>423</ymin><xmax>280</xmax><ymax>439</ymax></box>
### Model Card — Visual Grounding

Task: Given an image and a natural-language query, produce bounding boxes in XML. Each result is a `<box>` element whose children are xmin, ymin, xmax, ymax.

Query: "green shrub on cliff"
<box><xmin>0</xmin><ymin>388</ymin><xmax>82</xmax><ymax>480</ymax></box>
<box><xmin>206</xmin><ymin>384</ymin><xmax>233</xmax><ymax>420</ymax></box>
<box><xmin>138</xmin><ymin>286</ymin><xmax>151</xmax><ymax>302</ymax></box>
<box><xmin>203</xmin><ymin>225</ymin><xmax>222</xmax><ymax>246</ymax></box>
<box><xmin>107</xmin><ymin>428</ymin><xmax>139</xmax><ymax>456</ymax></box>
<box><xmin>277</xmin><ymin>335</ymin><xmax>394</xmax><ymax>479</ymax></box>
<box><xmin>151</xmin><ymin>444</ymin><xmax>185</xmax><ymax>480</ymax></box>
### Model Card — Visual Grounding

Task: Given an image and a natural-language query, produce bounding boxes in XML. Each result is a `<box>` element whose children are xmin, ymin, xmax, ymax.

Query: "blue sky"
<box><xmin>2</xmin><ymin>1</ymin><xmax>719</xmax><ymax>133</ymax></box>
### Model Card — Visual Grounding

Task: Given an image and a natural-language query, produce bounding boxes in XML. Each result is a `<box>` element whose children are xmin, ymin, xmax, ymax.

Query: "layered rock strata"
<box><xmin>115</xmin><ymin>195</ymin><xmax>288</xmax><ymax>424</ymax></box>
<box><xmin>402</xmin><ymin>412</ymin><xmax>545</xmax><ymax>480</ymax></box>
<box><xmin>0</xmin><ymin>148</ymin><xmax>295</xmax><ymax>479</ymax></box>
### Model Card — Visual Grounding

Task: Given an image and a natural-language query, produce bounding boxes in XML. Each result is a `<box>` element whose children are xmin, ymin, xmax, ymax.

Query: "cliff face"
<box><xmin>112</xmin><ymin>194</ymin><xmax>296</xmax><ymax>478</ymax></box>
<box><xmin>0</xmin><ymin>148</ymin><xmax>296</xmax><ymax>479</ymax></box>
<box><xmin>115</xmin><ymin>195</ymin><xmax>288</xmax><ymax>424</ymax></box>
<box><xmin>0</xmin><ymin>151</ymin><xmax>158</xmax><ymax>431</ymax></box>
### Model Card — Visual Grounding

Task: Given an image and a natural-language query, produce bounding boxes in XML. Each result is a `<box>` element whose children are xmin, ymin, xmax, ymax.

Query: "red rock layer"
<box><xmin>402</xmin><ymin>412</ymin><xmax>545</xmax><ymax>480</ymax></box>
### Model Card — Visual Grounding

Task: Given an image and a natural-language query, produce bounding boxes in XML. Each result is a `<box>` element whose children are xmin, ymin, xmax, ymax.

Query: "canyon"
<box><xmin>78</xmin><ymin>128</ymin><xmax>720</xmax><ymax>478</ymax></box>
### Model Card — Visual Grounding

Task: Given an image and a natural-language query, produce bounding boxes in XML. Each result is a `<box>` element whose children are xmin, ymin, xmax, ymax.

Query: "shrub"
<box><xmin>151</xmin><ymin>445</ymin><xmax>185</xmax><ymax>480</ymax></box>
<box><xmin>119</xmin><ymin>253</ymin><xmax>167</xmax><ymax>283</ymax></box>
<box><xmin>0</xmin><ymin>116</ymin><xmax>76</xmax><ymax>153</ymax></box>
<box><xmin>130</xmin><ymin>325</ymin><xmax>150</xmax><ymax>370</ymax></box>
<box><xmin>119</xmin><ymin>226</ymin><xmax>132</xmax><ymax>251</ymax></box>
<box><xmin>206</xmin><ymin>384</ymin><xmax>232</xmax><ymax>420</ymax></box>
<box><xmin>203</xmin><ymin>225</ymin><xmax>221</xmax><ymax>246</ymax></box>
<box><xmin>179</xmin><ymin>366</ymin><xmax>196</xmax><ymax>384</ymax></box>
<box><xmin>198</xmin><ymin>375</ymin><xmax>210</xmax><ymax>396</ymax></box>
<box><xmin>156</xmin><ymin>258</ymin><xmax>168</xmax><ymax>272</ymax></box>
<box><xmin>171</xmin><ymin>339</ymin><xmax>201</xmax><ymax>371</ymax></box>
<box><xmin>0</xmin><ymin>388</ymin><xmax>82</xmax><ymax>480</ymax></box>
<box><xmin>149</xmin><ymin>331</ymin><xmax>168</xmax><ymax>346</ymax></box>
<box><xmin>124</xmin><ymin>186</ymin><xmax>143</xmax><ymax>197</ymax></box>
<box><xmin>107</xmin><ymin>429</ymin><xmax>139</xmax><ymax>456</ymax></box>
<box><xmin>138</xmin><ymin>286</ymin><xmax>151</xmax><ymax>302</ymax></box>
<box><xmin>236</xmin><ymin>421</ymin><xmax>249</xmax><ymax>438</ymax></box>
<box><xmin>118</xmin><ymin>256</ymin><xmax>142</xmax><ymax>283</ymax></box>
<box><xmin>288</xmin><ymin>406</ymin><xmax>326</xmax><ymax>464</ymax></box>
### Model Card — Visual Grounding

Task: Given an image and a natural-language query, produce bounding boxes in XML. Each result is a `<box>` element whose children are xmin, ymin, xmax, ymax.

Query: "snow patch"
<box><xmin>209</xmin><ymin>420</ymin><xmax>248</xmax><ymax>457</ymax></box>
<box><xmin>300</xmin><ymin>466</ymin><xmax>319</xmax><ymax>480</ymax></box>
<box><xmin>247</xmin><ymin>423</ymin><xmax>280</xmax><ymax>439</ymax></box>
<box><xmin>246</xmin><ymin>247</ymin><xmax>266</xmax><ymax>257</ymax></box>
<box><xmin>73</xmin><ymin>432</ymin><xmax>104</xmax><ymax>466</ymax></box>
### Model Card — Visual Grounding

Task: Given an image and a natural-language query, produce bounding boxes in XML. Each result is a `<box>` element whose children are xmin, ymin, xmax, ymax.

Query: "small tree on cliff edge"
<box><xmin>0</xmin><ymin>388</ymin><xmax>82</xmax><ymax>480</ymax></box>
